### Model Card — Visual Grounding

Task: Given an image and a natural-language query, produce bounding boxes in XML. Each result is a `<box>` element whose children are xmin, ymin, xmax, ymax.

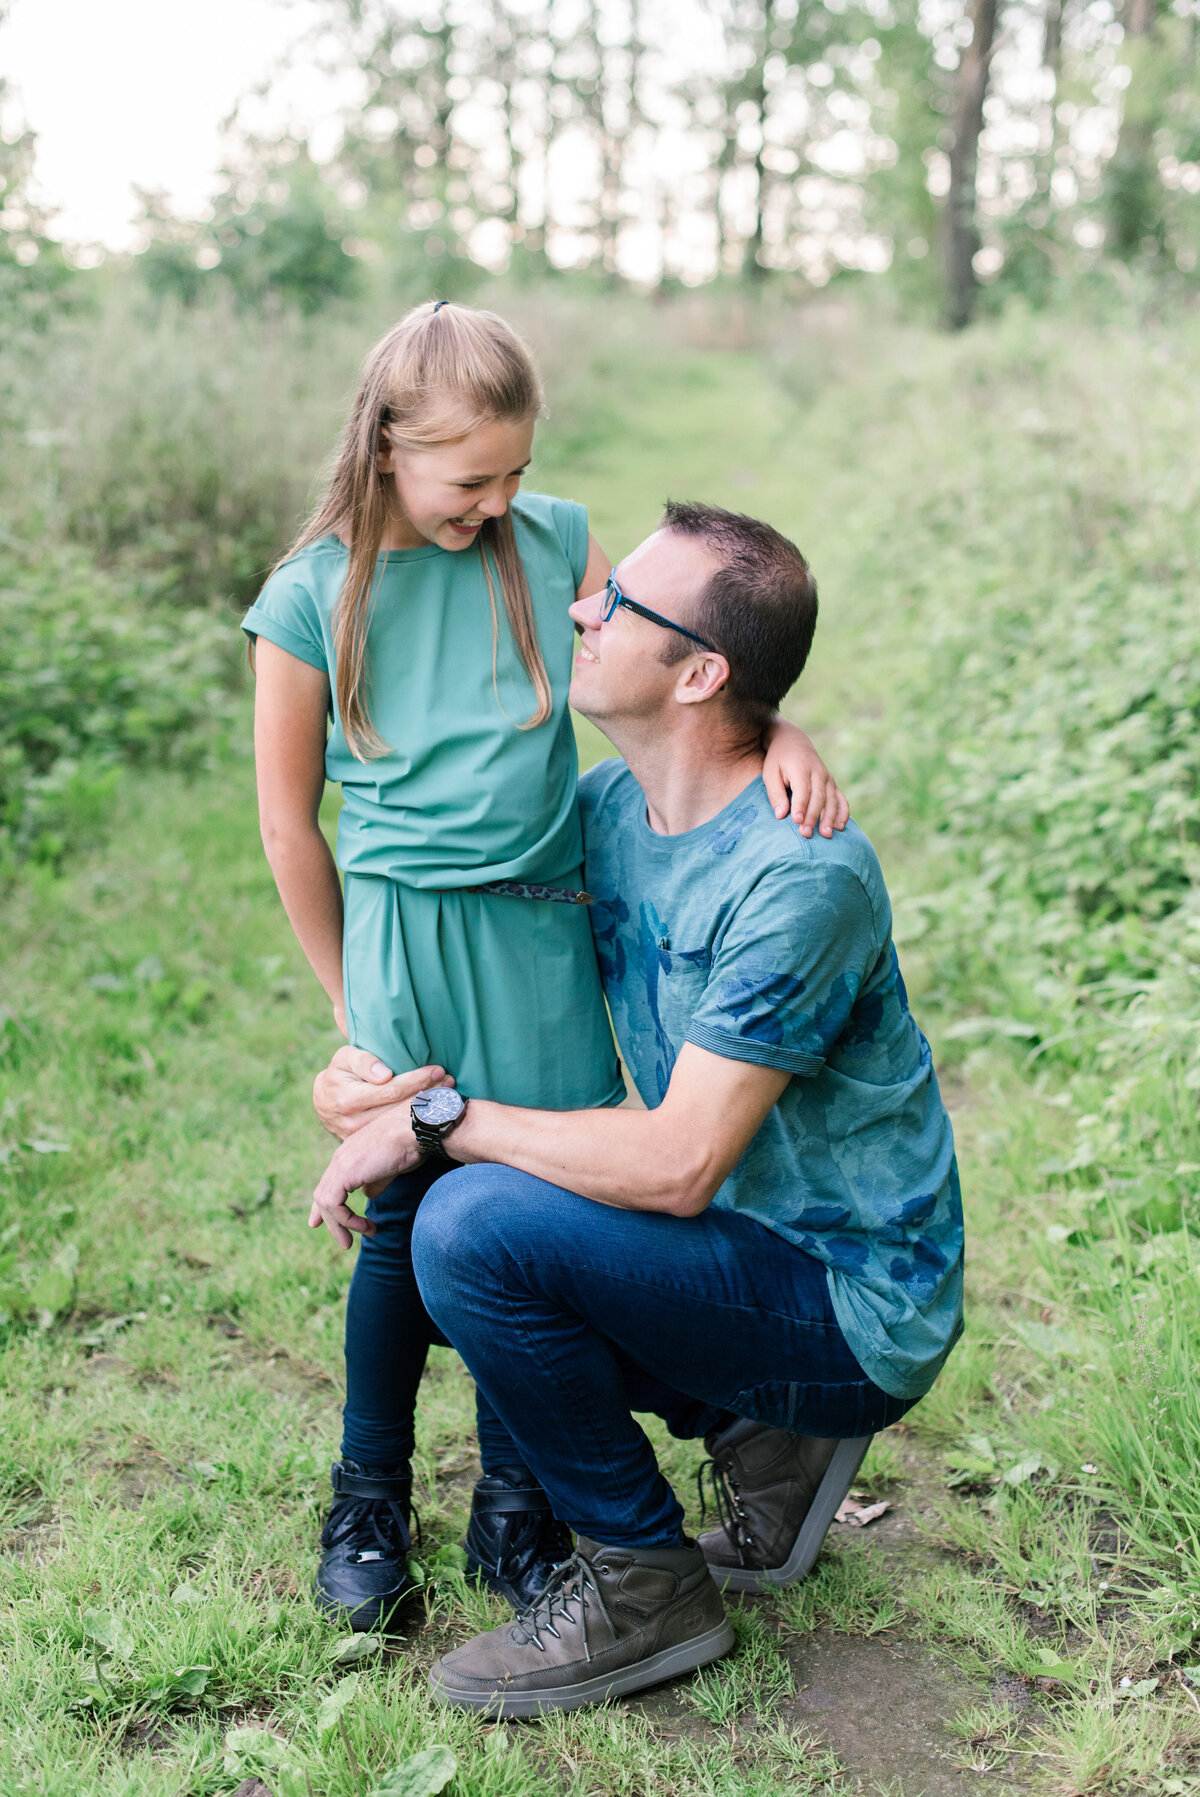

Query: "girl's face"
<box><xmin>378</xmin><ymin>416</ymin><xmax>536</xmax><ymax>552</ymax></box>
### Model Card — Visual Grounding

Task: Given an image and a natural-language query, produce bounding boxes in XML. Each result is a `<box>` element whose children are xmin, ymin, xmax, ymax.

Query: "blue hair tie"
<box><xmin>432</xmin><ymin>299</ymin><xmax>450</xmax><ymax>312</ymax></box>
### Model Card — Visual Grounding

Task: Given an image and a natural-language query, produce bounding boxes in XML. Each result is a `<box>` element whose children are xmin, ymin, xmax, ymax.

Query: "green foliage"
<box><xmin>867</xmin><ymin>1</ymin><xmax>947</xmax><ymax>317</ymax></box>
<box><xmin>0</xmin><ymin>553</ymin><xmax>240</xmax><ymax>871</ymax></box>
<box><xmin>139</xmin><ymin>149</ymin><xmax>365</xmax><ymax>314</ymax></box>
<box><xmin>827</xmin><ymin>308</ymin><xmax>1200</xmax><ymax>1169</ymax></box>
<box><xmin>0</xmin><ymin>87</ymin><xmax>79</xmax><ymax>332</ymax></box>
<box><xmin>1104</xmin><ymin>25</ymin><xmax>1200</xmax><ymax>274</ymax></box>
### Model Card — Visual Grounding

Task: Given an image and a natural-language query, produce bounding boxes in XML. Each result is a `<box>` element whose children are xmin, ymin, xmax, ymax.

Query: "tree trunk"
<box><xmin>941</xmin><ymin>0</ymin><xmax>999</xmax><ymax>330</ymax></box>
<box><xmin>1040</xmin><ymin>0</ymin><xmax>1062</xmax><ymax>173</ymax></box>
<box><xmin>746</xmin><ymin>0</ymin><xmax>775</xmax><ymax>281</ymax></box>
<box><xmin>1105</xmin><ymin>0</ymin><xmax>1163</xmax><ymax>259</ymax></box>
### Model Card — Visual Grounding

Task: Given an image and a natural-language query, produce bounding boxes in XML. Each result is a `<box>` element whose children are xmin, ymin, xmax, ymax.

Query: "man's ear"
<box><xmin>675</xmin><ymin>652</ymin><xmax>731</xmax><ymax>706</ymax></box>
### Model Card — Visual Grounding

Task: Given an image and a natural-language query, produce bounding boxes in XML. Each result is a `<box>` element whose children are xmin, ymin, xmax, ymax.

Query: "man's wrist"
<box><xmin>440</xmin><ymin>1103</ymin><xmax>487</xmax><ymax>1165</ymax></box>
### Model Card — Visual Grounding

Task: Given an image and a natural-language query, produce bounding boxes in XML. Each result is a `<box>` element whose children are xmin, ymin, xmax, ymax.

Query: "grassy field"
<box><xmin>1</xmin><ymin>297</ymin><xmax>1198</xmax><ymax>1796</ymax></box>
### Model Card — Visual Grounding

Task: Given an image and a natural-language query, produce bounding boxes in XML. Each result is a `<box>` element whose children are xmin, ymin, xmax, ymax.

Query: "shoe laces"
<box><xmin>696</xmin><ymin>1453</ymin><xmax>756</xmax><ymax>1566</ymax></box>
<box><xmin>323</xmin><ymin>1492</ymin><xmax>422</xmax><ymax>1560</ymax></box>
<box><xmin>511</xmin><ymin>1550</ymin><xmax>616</xmax><ymax>1663</ymax></box>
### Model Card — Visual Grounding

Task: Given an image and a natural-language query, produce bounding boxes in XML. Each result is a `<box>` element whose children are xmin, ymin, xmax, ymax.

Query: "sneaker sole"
<box><xmin>428</xmin><ymin>1618</ymin><xmax>736</xmax><ymax>1717</ymax></box>
<box><xmin>706</xmin><ymin>1434</ymin><xmax>875</xmax><ymax>1593</ymax></box>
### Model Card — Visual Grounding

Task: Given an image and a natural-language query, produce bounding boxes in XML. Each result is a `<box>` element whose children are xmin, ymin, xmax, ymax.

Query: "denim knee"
<box><xmin>410</xmin><ymin>1163</ymin><xmax>515</xmax><ymax>1316</ymax></box>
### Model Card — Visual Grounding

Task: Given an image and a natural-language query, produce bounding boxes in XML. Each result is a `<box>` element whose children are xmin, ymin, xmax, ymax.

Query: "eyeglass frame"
<box><xmin>600</xmin><ymin>570</ymin><xmax>717</xmax><ymax>652</ymax></box>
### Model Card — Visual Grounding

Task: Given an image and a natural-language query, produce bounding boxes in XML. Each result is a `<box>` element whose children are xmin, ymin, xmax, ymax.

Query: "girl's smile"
<box><xmin>376</xmin><ymin>417</ymin><xmax>536</xmax><ymax>553</ymax></box>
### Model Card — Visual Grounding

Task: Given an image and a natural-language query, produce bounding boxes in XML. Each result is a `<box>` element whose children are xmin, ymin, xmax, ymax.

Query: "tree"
<box><xmin>138</xmin><ymin>148</ymin><xmax>362</xmax><ymax>312</ymax></box>
<box><xmin>941</xmin><ymin>0</ymin><xmax>999</xmax><ymax>328</ymax></box>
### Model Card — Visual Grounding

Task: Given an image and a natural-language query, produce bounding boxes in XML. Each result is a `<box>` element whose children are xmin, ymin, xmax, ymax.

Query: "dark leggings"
<box><xmin>340</xmin><ymin>1165</ymin><xmax>520</xmax><ymax>1472</ymax></box>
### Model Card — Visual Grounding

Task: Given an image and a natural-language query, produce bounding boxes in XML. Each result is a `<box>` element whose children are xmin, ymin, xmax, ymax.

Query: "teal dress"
<box><xmin>242</xmin><ymin>493</ymin><xmax>624</xmax><ymax>1110</ymax></box>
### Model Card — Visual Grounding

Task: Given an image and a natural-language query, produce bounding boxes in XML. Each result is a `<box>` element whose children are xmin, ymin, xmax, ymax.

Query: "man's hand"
<box><xmin>308</xmin><ymin>1109</ymin><xmax>427</xmax><ymax>1248</ymax></box>
<box><xmin>313</xmin><ymin>1046</ymin><xmax>455</xmax><ymax>1142</ymax></box>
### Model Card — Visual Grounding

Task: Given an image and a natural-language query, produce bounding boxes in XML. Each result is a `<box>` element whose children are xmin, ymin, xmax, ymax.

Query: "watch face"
<box><xmin>412</xmin><ymin>1087</ymin><xmax>465</xmax><ymax>1127</ymax></box>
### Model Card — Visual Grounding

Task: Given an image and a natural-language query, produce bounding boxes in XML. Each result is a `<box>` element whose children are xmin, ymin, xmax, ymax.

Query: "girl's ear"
<box><xmin>376</xmin><ymin>425</ymin><xmax>396</xmax><ymax>474</ymax></box>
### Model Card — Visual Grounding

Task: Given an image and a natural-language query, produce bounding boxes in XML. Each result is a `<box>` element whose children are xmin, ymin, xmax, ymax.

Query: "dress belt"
<box><xmin>463</xmin><ymin>880</ymin><xmax>593</xmax><ymax>906</ymax></box>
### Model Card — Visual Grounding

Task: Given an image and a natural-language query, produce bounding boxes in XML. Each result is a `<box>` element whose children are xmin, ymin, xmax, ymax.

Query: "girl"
<box><xmin>243</xmin><ymin>300</ymin><xmax>845</xmax><ymax>1630</ymax></box>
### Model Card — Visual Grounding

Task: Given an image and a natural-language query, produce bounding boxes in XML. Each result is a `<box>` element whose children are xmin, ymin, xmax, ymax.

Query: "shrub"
<box><xmin>0</xmin><ymin>553</ymin><xmax>243</xmax><ymax>872</ymax></box>
<box><xmin>827</xmin><ymin>306</ymin><xmax>1200</xmax><ymax>1181</ymax></box>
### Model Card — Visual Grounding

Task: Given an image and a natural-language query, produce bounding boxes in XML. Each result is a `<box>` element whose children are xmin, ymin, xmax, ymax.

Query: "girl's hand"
<box><xmin>313</xmin><ymin>1046</ymin><xmax>454</xmax><ymax>1141</ymax></box>
<box><xmin>762</xmin><ymin>718</ymin><xmax>849</xmax><ymax>839</ymax></box>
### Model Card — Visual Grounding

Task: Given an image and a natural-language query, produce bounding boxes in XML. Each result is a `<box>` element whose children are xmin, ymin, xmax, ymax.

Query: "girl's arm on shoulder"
<box><xmin>253</xmin><ymin>639</ymin><xmax>346</xmax><ymax>1030</ymax></box>
<box><xmin>762</xmin><ymin>716</ymin><xmax>850</xmax><ymax>840</ymax></box>
<box><xmin>575</xmin><ymin>533</ymin><xmax>612</xmax><ymax>603</ymax></box>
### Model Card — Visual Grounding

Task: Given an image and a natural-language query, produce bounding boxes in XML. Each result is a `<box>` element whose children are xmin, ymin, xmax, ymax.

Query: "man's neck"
<box><xmin>612</xmin><ymin>715</ymin><xmax>765</xmax><ymax>837</ymax></box>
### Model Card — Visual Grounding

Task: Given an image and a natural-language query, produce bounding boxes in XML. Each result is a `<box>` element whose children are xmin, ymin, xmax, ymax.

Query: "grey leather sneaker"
<box><xmin>698</xmin><ymin>1419</ymin><xmax>874</xmax><ymax>1592</ymax></box>
<box><xmin>429</xmin><ymin>1534</ymin><xmax>733</xmax><ymax>1717</ymax></box>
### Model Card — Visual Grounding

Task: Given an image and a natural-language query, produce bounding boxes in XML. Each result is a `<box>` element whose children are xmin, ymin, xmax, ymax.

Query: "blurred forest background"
<box><xmin>2</xmin><ymin>2</ymin><xmax>1200</xmax><ymax>1794</ymax></box>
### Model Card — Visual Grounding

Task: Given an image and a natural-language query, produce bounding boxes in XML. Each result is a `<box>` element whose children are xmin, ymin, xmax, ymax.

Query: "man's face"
<box><xmin>568</xmin><ymin>529</ymin><xmax>722</xmax><ymax>726</ymax></box>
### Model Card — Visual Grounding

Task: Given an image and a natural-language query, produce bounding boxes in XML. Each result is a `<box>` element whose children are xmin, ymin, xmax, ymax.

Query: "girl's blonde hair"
<box><xmin>281</xmin><ymin>301</ymin><xmax>551</xmax><ymax>760</ymax></box>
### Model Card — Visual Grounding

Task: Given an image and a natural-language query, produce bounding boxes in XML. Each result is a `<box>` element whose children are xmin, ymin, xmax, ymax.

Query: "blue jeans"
<box><xmin>410</xmin><ymin>1163</ymin><xmax>915</xmax><ymax>1548</ymax></box>
<box><xmin>341</xmin><ymin>1163</ymin><xmax>522</xmax><ymax>1473</ymax></box>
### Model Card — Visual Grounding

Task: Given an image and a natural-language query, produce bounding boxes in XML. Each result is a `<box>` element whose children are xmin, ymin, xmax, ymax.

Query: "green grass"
<box><xmin>2</xmin><ymin>294</ymin><xmax>1199</xmax><ymax>1793</ymax></box>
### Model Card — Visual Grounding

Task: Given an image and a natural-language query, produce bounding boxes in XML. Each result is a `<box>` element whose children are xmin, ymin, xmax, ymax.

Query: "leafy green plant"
<box><xmin>0</xmin><ymin>552</ymin><xmax>241</xmax><ymax>871</ymax></box>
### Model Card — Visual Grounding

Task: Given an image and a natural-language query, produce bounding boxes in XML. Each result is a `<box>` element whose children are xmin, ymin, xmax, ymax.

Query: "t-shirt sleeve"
<box><xmin>551</xmin><ymin>498</ymin><xmax>590</xmax><ymax>591</ymax></box>
<box><xmin>241</xmin><ymin>563</ymin><xmax>327</xmax><ymax>673</ymax></box>
<box><xmin>686</xmin><ymin>861</ymin><xmax>878</xmax><ymax>1077</ymax></box>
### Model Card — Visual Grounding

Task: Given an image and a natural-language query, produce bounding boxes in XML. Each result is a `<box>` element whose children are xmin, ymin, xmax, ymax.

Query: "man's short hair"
<box><xmin>660</xmin><ymin>500</ymin><xmax>818</xmax><ymax>723</ymax></box>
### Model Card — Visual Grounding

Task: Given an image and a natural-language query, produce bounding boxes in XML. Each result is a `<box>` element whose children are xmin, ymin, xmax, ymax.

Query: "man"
<box><xmin>311</xmin><ymin>501</ymin><xmax>964</xmax><ymax>1718</ymax></box>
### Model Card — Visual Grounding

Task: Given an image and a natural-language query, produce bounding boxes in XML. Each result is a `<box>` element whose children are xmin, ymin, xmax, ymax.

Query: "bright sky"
<box><xmin>0</xmin><ymin>0</ymin><xmax>325</xmax><ymax>248</ymax></box>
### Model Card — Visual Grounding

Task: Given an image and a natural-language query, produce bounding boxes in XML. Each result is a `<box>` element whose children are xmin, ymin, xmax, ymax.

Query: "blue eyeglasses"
<box><xmin>601</xmin><ymin>571</ymin><xmax>716</xmax><ymax>651</ymax></box>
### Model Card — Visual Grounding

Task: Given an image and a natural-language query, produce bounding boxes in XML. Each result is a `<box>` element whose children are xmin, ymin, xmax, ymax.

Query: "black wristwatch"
<box><xmin>410</xmin><ymin>1087</ymin><xmax>468</xmax><ymax>1158</ymax></box>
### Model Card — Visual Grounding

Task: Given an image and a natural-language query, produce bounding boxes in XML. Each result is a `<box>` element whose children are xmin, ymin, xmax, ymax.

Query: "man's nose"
<box><xmin>569</xmin><ymin>588</ymin><xmax>606</xmax><ymax>629</ymax></box>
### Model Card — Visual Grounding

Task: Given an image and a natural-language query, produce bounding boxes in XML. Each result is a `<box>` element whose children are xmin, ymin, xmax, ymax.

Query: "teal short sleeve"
<box><xmin>241</xmin><ymin>563</ymin><xmax>328</xmax><ymax>673</ymax></box>
<box><xmin>550</xmin><ymin>498</ymin><xmax>590</xmax><ymax>591</ymax></box>
<box><xmin>686</xmin><ymin>863</ymin><xmax>878</xmax><ymax>1077</ymax></box>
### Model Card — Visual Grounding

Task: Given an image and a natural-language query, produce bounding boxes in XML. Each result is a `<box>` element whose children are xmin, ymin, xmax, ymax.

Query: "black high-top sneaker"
<box><xmin>314</xmin><ymin>1460</ymin><xmax>417</xmax><ymax>1631</ymax></box>
<box><xmin>697</xmin><ymin>1419</ymin><xmax>874</xmax><ymax>1591</ymax></box>
<box><xmin>463</xmin><ymin>1468</ymin><xmax>573</xmax><ymax>1609</ymax></box>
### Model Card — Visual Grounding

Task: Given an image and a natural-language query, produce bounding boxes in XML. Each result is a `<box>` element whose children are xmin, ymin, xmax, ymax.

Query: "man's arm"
<box><xmin>309</xmin><ymin>1044</ymin><xmax>789</xmax><ymax>1243</ymax></box>
<box><xmin>451</xmin><ymin>1045</ymin><xmax>789</xmax><ymax>1213</ymax></box>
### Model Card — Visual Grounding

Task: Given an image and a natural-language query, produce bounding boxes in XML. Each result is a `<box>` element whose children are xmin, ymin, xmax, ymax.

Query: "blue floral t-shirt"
<box><xmin>578</xmin><ymin>760</ymin><xmax>964</xmax><ymax>1401</ymax></box>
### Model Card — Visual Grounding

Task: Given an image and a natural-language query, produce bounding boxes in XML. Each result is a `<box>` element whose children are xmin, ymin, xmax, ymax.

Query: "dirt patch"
<box><xmin>122</xmin><ymin>1715</ymin><xmax>178</xmax><ymax>1754</ymax></box>
<box><xmin>782</xmin><ymin>1628</ymin><xmax>1007</xmax><ymax>1796</ymax></box>
<box><xmin>92</xmin><ymin>1433</ymin><xmax>190</xmax><ymax>1507</ymax></box>
<box><xmin>207</xmin><ymin>1327</ymin><xmax>339</xmax><ymax>1402</ymax></box>
<box><xmin>630</xmin><ymin>1621</ymin><xmax>1003</xmax><ymax>1796</ymax></box>
<box><xmin>4</xmin><ymin>1519</ymin><xmax>63</xmax><ymax>1566</ymax></box>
